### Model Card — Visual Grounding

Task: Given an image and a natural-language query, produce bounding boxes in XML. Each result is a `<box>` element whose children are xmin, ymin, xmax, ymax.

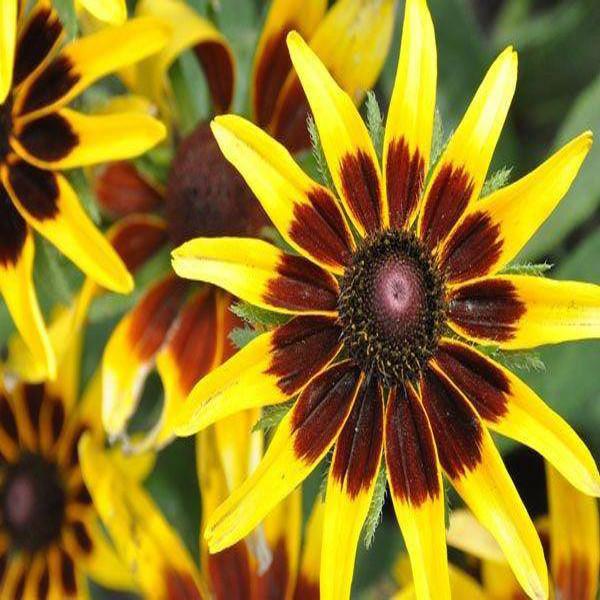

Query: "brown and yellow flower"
<box><xmin>168</xmin><ymin>0</ymin><xmax>600</xmax><ymax>598</ymax></box>
<box><xmin>0</xmin><ymin>0</ymin><xmax>167</xmax><ymax>378</ymax></box>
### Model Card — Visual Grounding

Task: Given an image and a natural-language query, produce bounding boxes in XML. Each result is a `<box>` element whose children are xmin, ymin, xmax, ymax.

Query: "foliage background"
<box><xmin>1</xmin><ymin>0</ymin><xmax>599</xmax><ymax>597</ymax></box>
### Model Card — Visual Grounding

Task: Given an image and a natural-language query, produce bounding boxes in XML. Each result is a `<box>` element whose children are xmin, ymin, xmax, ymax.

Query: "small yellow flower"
<box><xmin>168</xmin><ymin>0</ymin><xmax>600</xmax><ymax>597</ymax></box>
<box><xmin>0</xmin><ymin>1</ymin><xmax>168</xmax><ymax>378</ymax></box>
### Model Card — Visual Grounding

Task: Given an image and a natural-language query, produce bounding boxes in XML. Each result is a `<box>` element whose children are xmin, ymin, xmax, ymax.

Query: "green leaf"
<box><xmin>365</xmin><ymin>91</ymin><xmax>384</xmax><ymax>160</ymax></box>
<box><xmin>67</xmin><ymin>169</ymin><xmax>101</xmax><ymax>225</ymax></box>
<box><xmin>363</xmin><ymin>463</ymin><xmax>387</xmax><ymax>549</ymax></box>
<box><xmin>519</xmin><ymin>73</ymin><xmax>600</xmax><ymax>261</ymax></box>
<box><xmin>252</xmin><ymin>401</ymin><xmax>294</xmax><ymax>433</ymax></box>
<box><xmin>501</xmin><ymin>262</ymin><xmax>552</xmax><ymax>276</ymax></box>
<box><xmin>430</xmin><ymin>107</ymin><xmax>444</xmax><ymax>167</ymax></box>
<box><xmin>34</xmin><ymin>239</ymin><xmax>74</xmax><ymax>307</ymax></box>
<box><xmin>53</xmin><ymin>0</ymin><xmax>77</xmax><ymax>39</ymax></box>
<box><xmin>479</xmin><ymin>346</ymin><xmax>546</xmax><ymax>374</ymax></box>
<box><xmin>307</xmin><ymin>115</ymin><xmax>334</xmax><ymax>189</ymax></box>
<box><xmin>259</xmin><ymin>226</ymin><xmax>296</xmax><ymax>254</ymax></box>
<box><xmin>481</xmin><ymin>166</ymin><xmax>512</xmax><ymax>197</ymax></box>
<box><xmin>230</xmin><ymin>301</ymin><xmax>289</xmax><ymax>327</ymax></box>
<box><xmin>229</xmin><ymin>326</ymin><xmax>260</xmax><ymax>349</ymax></box>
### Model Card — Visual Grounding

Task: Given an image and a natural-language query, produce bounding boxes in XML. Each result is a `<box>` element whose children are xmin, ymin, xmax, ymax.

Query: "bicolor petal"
<box><xmin>3</xmin><ymin>160</ymin><xmax>133</xmax><ymax>293</ymax></box>
<box><xmin>287</xmin><ymin>31</ymin><xmax>384</xmax><ymax>234</ymax></box>
<box><xmin>211</xmin><ymin>115</ymin><xmax>355</xmax><ymax>273</ymax></box>
<box><xmin>418</xmin><ymin>47</ymin><xmax>518</xmax><ymax>250</ymax></box>
<box><xmin>78</xmin><ymin>434</ymin><xmax>209</xmax><ymax>599</ymax></box>
<box><xmin>102</xmin><ymin>275</ymin><xmax>188</xmax><ymax>440</ymax></box>
<box><xmin>435</xmin><ymin>339</ymin><xmax>600</xmax><ymax>496</ymax></box>
<box><xmin>251</xmin><ymin>0</ymin><xmax>326</xmax><ymax>127</ymax></box>
<box><xmin>174</xmin><ymin>315</ymin><xmax>342</xmax><ymax>436</ymax></box>
<box><xmin>12</xmin><ymin>108</ymin><xmax>166</xmax><ymax>170</ymax></box>
<box><xmin>385</xmin><ymin>385</ymin><xmax>450</xmax><ymax>600</ymax></box>
<box><xmin>172</xmin><ymin>237</ymin><xmax>339</xmax><ymax>315</ymax></box>
<box><xmin>447</xmin><ymin>275</ymin><xmax>600</xmax><ymax>349</ymax></box>
<box><xmin>16</xmin><ymin>16</ymin><xmax>170</xmax><ymax>118</ymax></box>
<box><xmin>383</xmin><ymin>0</ymin><xmax>436</xmax><ymax>229</ymax></box>
<box><xmin>204</xmin><ymin>361</ymin><xmax>361</xmax><ymax>553</ymax></box>
<box><xmin>440</xmin><ymin>132</ymin><xmax>593</xmax><ymax>283</ymax></box>
<box><xmin>421</xmin><ymin>366</ymin><xmax>548</xmax><ymax>600</ymax></box>
<box><xmin>321</xmin><ymin>378</ymin><xmax>384</xmax><ymax>600</ymax></box>
<box><xmin>547</xmin><ymin>464</ymin><xmax>599</xmax><ymax>600</ymax></box>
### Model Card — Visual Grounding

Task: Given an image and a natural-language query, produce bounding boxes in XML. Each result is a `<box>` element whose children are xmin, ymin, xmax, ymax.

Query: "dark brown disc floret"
<box><xmin>338</xmin><ymin>229</ymin><xmax>446</xmax><ymax>386</ymax></box>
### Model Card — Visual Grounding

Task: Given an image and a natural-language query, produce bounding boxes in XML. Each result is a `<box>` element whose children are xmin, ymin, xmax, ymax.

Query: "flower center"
<box><xmin>1</xmin><ymin>453</ymin><xmax>66</xmax><ymax>552</ymax></box>
<box><xmin>165</xmin><ymin>122</ymin><xmax>268</xmax><ymax>246</ymax></box>
<box><xmin>338</xmin><ymin>229</ymin><xmax>446</xmax><ymax>386</ymax></box>
<box><xmin>0</xmin><ymin>96</ymin><xmax>13</xmax><ymax>163</ymax></box>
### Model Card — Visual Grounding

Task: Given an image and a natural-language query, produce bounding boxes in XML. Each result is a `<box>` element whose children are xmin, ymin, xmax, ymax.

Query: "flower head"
<box><xmin>0</xmin><ymin>1</ymin><xmax>167</xmax><ymax>377</ymax></box>
<box><xmin>170</xmin><ymin>0</ymin><xmax>600</xmax><ymax>597</ymax></box>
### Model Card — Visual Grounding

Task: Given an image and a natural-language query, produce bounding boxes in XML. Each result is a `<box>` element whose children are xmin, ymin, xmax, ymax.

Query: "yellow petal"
<box><xmin>286</xmin><ymin>31</ymin><xmax>384</xmax><ymax>235</ymax></box>
<box><xmin>440</xmin><ymin>132</ymin><xmax>593</xmax><ymax>283</ymax></box>
<box><xmin>79</xmin><ymin>0</ymin><xmax>127</xmax><ymax>24</ymax></box>
<box><xmin>447</xmin><ymin>509</ymin><xmax>506</xmax><ymax>563</ymax></box>
<box><xmin>211</xmin><ymin>115</ymin><xmax>355</xmax><ymax>274</ymax></box>
<box><xmin>448</xmin><ymin>275</ymin><xmax>600</xmax><ymax>349</ymax></box>
<box><xmin>17</xmin><ymin>16</ymin><xmax>170</xmax><ymax>118</ymax></box>
<box><xmin>321</xmin><ymin>378</ymin><xmax>384</xmax><ymax>600</ymax></box>
<box><xmin>172</xmin><ymin>236</ymin><xmax>339</xmax><ymax>315</ymax></box>
<box><xmin>13</xmin><ymin>108</ymin><xmax>166</xmax><ymax>170</ymax></box>
<box><xmin>78</xmin><ymin>433</ymin><xmax>209</xmax><ymax>598</ymax></box>
<box><xmin>418</xmin><ymin>47</ymin><xmax>518</xmax><ymax>250</ymax></box>
<box><xmin>295</xmin><ymin>497</ymin><xmax>325</xmax><ymax>597</ymax></box>
<box><xmin>547</xmin><ymin>464</ymin><xmax>599</xmax><ymax>600</ymax></box>
<box><xmin>383</xmin><ymin>0</ymin><xmax>436</xmax><ymax>228</ymax></box>
<box><xmin>0</xmin><ymin>0</ymin><xmax>17</xmax><ymax>103</ymax></box>
<box><xmin>133</xmin><ymin>0</ymin><xmax>235</xmax><ymax>118</ymax></box>
<box><xmin>205</xmin><ymin>362</ymin><xmax>361</xmax><ymax>553</ymax></box>
<box><xmin>251</xmin><ymin>0</ymin><xmax>326</xmax><ymax>126</ymax></box>
<box><xmin>173</xmin><ymin>315</ymin><xmax>342</xmax><ymax>437</ymax></box>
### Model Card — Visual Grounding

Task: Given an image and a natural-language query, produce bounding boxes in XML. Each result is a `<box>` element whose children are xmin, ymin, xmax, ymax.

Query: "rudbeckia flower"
<box><xmin>96</xmin><ymin>0</ymin><xmax>397</xmax><ymax>449</ymax></box>
<box><xmin>169</xmin><ymin>0</ymin><xmax>600</xmax><ymax>597</ymax></box>
<box><xmin>395</xmin><ymin>464</ymin><xmax>599</xmax><ymax>599</ymax></box>
<box><xmin>0</xmin><ymin>1</ymin><xmax>168</xmax><ymax>378</ymax></box>
<box><xmin>79</xmin><ymin>408</ymin><xmax>326</xmax><ymax>599</ymax></box>
<box><xmin>0</xmin><ymin>287</ymin><xmax>152</xmax><ymax>598</ymax></box>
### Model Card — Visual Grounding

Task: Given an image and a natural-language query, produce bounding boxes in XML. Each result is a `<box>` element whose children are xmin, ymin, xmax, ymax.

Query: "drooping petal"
<box><xmin>154</xmin><ymin>288</ymin><xmax>222</xmax><ymax>449</ymax></box>
<box><xmin>93</xmin><ymin>161</ymin><xmax>163</xmax><ymax>218</ymax></box>
<box><xmin>272</xmin><ymin>0</ymin><xmax>397</xmax><ymax>153</ymax></box>
<box><xmin>0</xmin><ymin>0</ymin><xmax>16</xmax><ymax>103</ymax></box>
<box><xmin>294</xmin><ymin>498</ymin><xmax>325</xmax><ymax>599</ymax></box>
<box><xmin>447</xmin><ymin>275</ymin><xmax>600</xmax><ymax>349</ymax></box>
<box><xmin>172</xmin><ymin>237</ymin><xmax>339</xmax><ymax>315</ymax></box>
<box><xmin>3</xmin><ymin>160</ymin><xmax>133</xmax><ymax>293</ymax></box>
<box><xmin>12</xmin><ymin>108</ymin><xmax>166</xmax><ymax>169</ymax></box>
<box><xmin>435</xmin><ymin>339</ymin><xmax>600</xmax><ymax>496</ymax></box>
<box><xmin>102</xmin><ymin>275</ymin><xmax>188</xmax><ymax>440</ymax></box>
<box><xmin>16</xmin><ymin>16</ymin><xmax>169</xmax><ymax>118</ymax></box>
<box><xmin>321</xmin><ymin>378</ymin><xmax>384</xmax><ymax>600</ymax></box>
<box><xmin>79</xmin><ymin>0</ymin><xmax>127</xmax><ymax>24</ymax></box>
<box><xmin>418</xmin><ymin>47</ymin><xmax>518</xmax><ymax>251</ymax></box>
<box><xmin>286</xmin><ymin>31</ymin><xmax>384</xmax><ymax>234</ymax></box>
<box><xmin>204</xmin><ymin>361</ymin><xmax>361</xmax><ymax>553</ymax></box>
<box><xmin>385</xmin><ymin>385</ymin><xmax>450</xmax><ymax>600</ymax></box>
<box><xmin>251</xmin><ymin>0</ymin><xmax>326</xmax><ymax>127</ymax></box>
<box><xmin>173</xmin><ymin>315</ymin><xmax>342</xmax><ymax>436</ymax></box>
<box><xmin>547</xmin><ymin>464</ymin><xmax>599</xmax><ymax>600</ymax></box>
<box><xmin>0</xmin><ymin>192</ymin><xmax>54</xmax><ymax>377</ymax></box>
<box><xmin>383</xmin><ymin>0</ymin><xmax>436</xmax><ymax>229</ymax></box>
<box><xmin>421</xmin><ymin>365</ymin><xmax>548</xmax><ymax>600</ymax></box>
<box><xmin>211</xmin><ymin>115</ymin><xmax>355</xmax><ymax>274</ymax></box>
<box><xmin>78</xmin><ymin>434</ymin><xmax>209</xmax><ymax>599</ymax></box>
<box><xmin>133</xmin><ymin>0</ymin><xmax>235</xmax><ymax>116</ymax></box>
<box><xmin>440</xmin><ymin>132</ymin><xmax>593</xmax><ymax>283</ymax></box>
<box><xmin>12</xmin><ymin>1</ymin><xmax>64</xmax><ymax>88</ymax></box>
<box><xmin>446</xmin><ymin>509</ymin><xmax>506</xmax><ymax>562</ymax></box>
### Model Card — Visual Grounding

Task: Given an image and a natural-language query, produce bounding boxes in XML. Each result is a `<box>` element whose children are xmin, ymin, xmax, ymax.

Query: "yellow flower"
<box><xmin>79</xmin><ymin>409</ymin><xmax>326</xmax><ymax>599</ymax></box>
<box><xmin>77</xmin><ymin>0</ymin><xmax>127</xmax><ymax>25</ymax></box>
<box><xmin>168</xmin><ymin>0</ymin><xmax>600</xmax><ymax>598</ymax></box>
<box><xmin>0</xmin><ymin>1</ymin><xmax>168</xmax><ymax>379</ymax></box>
<box><xmin>394</xmin><ymin>464</ymin><xmax>599</xmax><ymax>599</ymax></box>
<box><xmin>95</xmin><ymin>0</ymin><xmax>397</xmax><ymax>450</ymax></box>
<box><xmin>0</xmin><ymin>287</ymin><xmax>152</xmax><ymax>598</ymax></box>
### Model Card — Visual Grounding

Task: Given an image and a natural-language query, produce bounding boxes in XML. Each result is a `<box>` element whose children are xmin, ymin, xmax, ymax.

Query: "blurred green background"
<box><xmin>2</xmin><ymin>0</ymin><xmax>599</xmax><ymax>597</ymax></box>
